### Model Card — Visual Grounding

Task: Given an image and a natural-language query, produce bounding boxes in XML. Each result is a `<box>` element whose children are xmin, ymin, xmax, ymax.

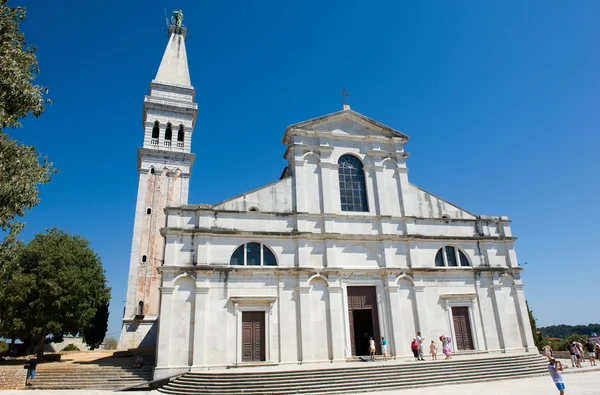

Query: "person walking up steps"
<box><xmin>547</xmin><ymin>357</ymin><xmax>566</xmax><ymax>395</ymax></box>
<box><xmin>430</xmin><ymin>340</ymin><xmax>438</xmax><ymax>360</ymax></box>
<box><xmin>381</xmin><ymin>337</ymin><xmax>388</xmax><ymax>361</ymax></box>
<box><xmin>369</xmin><ymin>337</ymin><xmax>376</xmax><ymax>361</ymax></box>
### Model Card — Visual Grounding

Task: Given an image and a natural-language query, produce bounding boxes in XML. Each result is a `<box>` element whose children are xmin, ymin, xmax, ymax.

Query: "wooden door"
<box><xmin>242</xmin><ymin>312</ymin><xmax>265</xmax><ymax>362</ymax></box>
<box><xmin>347</xmin><ymin>286</ymin><xmax>381</xmax><ymax>356</ymax></box>
<box><xmin>452</xmin><ymin>307</ymin><xmax>474</xmax><ymax>351</ymax></box>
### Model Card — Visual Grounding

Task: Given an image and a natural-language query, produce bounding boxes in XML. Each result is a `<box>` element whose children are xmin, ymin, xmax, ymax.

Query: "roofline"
<box><xmin>282</xmin><ymin>108</ymin><xmax>409</xmax><ymax>143</ymax></box>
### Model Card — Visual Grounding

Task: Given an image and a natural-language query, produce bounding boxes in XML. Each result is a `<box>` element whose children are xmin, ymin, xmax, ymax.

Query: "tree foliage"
<box><xmin>0</xmin><ymin>1</ymin><xmax>51</xmax><ymax>128</ymax></box>
<box><xmin>539</xmin><ymin>324</ymin><xmax>600</xmax><ymax>339</ymax></box>
<box><xmin>0</xmin><ymin>134</ymin><xmax>57</xmax><ymax>232</ymax></box>
<box><xmin>104</xmin><ymin>337</ymin><xmax>118</xmax><ymax>350</ymax></box>
<box><xmin>548</xmin><ymin>334</ymin><xmax>590</xmax><ymax>352</ymax></box>
<box><xmin>527</xmin><ymin>301</ymin><xmax>545</xmax><ymax>350</ymax></box>
<box><xmin>0</xmin><ymin>339</ymin><xmax>8</xmax><ymax>354</ymax></box>
<box><xmin>62</xmin><ymin>343</ymin><xmax>80</xmax><ymax>352</ymax></box>
<box><xmin>83</xmin><ymin>302</ymin><xmax>109</xmax><ymax>350</ymax></box>
<box><xmin>0</xmin><ymin>229</ymin><xmax>110</xmax><ymax>360</ymax></box>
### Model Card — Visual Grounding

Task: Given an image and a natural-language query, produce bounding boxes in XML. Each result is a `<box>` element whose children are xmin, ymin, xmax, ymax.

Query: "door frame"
<box><xmin>343</xmin><ymin>282</ymin><xmax>386</xmax><ymax>358</ymax></box>
<box><xmin>231</xmin><ymin>297</ymin><xmax>276</xmax><ymax>364</ymax></box>
<box><xmin>440</xmin><ymin>294</ymin><xmax>479</xmax><ymax>352</ymax></box>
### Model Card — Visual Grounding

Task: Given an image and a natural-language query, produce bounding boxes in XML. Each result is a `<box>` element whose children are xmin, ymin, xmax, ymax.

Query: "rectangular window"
<box><xmin>445</xmin><ymin>246</ymin><xmax>457</xmax><ymax>266</ymax></box>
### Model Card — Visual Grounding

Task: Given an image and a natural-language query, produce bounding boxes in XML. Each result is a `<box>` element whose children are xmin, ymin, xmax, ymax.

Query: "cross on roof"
<box><xmin>339</xmin><ymin>87</ymin><xmax>349</xmax><ymax>106</ymax></box>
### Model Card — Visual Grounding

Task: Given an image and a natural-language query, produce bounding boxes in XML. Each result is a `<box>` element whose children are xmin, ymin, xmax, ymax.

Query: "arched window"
<box><xmin>150</xmin><ymin>167</ymin><xmax>156</xmax><ymax>174</ymax></box>
<box><xmin>146</xmin><ymin>208</ymin><xmax>151</xmax><ymax>215</ymax></box>
<box><xmin>338</xmin><ymin>155</ymin><xmax>368</xmax><ymax>212</ymax></box>
<box><xmin>137</xmin><ymin>301</ymin><xmax>144</xmax><ymax>316</ymax></box>
<box><xmin>434</xmin><ymin>246</ymin><xmax>471</xmax><ymax>267</ymax></box>
<box><xmin>229</xmin><ymin>242</ymin><xmax>277</xmax><ymax>266</ymax></box>
<box><xmin>152</xmin><ymin>121</ymin><xmax>160</xmax><ymax>139</ymax></box>
<box><xmin>142</xmin><ymin>255</ymin><xmax>147</xmax><ymax>263</ymax></box>
<box><xmin>177</xmin><ymin>125</ymin><xmax>184</xmax><ymax>142</ymax></box>
<box><xmin>165</xmin><ymin>123</ymin><xmax>172</xmax><ymax>140</ymax></box>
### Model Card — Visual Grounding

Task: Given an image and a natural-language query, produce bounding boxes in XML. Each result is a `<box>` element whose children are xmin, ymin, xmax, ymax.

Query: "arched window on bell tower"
<box><xmin>151</xmin><ymin>121</ymin><xmax>160</xmax><ymax>146</ymax></box>
<box><xmin>177</xmin><ymin>124</ymin><xmax>184</xmax><ymax>147</ymax></box>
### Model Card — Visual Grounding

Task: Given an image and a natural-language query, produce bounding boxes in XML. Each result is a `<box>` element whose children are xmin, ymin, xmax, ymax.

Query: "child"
<box><xmin>381</xmin><ymin>337</ymin><xmax>388</xmax><ymax>361</ymax></box>
<box><xmin>411</xmin><ymin>338</ymin><xmax>420</xmax><ymax>361</ymax></box>
<box><xmin>369</xmin><ymin>337</ymin><xmax>376</xmax><ymax>361</ymax></box>
<box><xmin>547</xmin><ymin>357</ymin><xmax>565</xmax><ymax>395</ymax></box>
<box><xmin>430</xmin><ymin>340</ymin><xmax>438</xmax><ymax>360</ymax></box>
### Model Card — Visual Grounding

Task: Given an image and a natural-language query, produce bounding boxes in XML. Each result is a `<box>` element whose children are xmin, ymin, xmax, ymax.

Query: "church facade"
<box><xmin>120</xmin><ymin>21</ymin><xmax>536</xmax><ymax>379</ymax></box>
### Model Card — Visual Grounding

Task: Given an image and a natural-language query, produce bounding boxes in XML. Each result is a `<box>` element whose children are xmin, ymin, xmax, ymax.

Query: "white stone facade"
<box><xmin>121</xmin><ymin>22</ymin><xmax>535</xmax><ymax>379</ymax></box>
<box><xmin>153</xmin><ymin>108</ymin><xmax>535</xmax><ymax>379</ymax></box>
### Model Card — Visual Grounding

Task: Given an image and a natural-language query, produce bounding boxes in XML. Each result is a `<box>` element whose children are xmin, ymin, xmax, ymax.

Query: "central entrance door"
<box><xmin>452</xmin><ymin>306</ymin><xmax>474</xmax><ymax>351</ymax></box>
<box><xmin>241</xmin><ymin>311</ymin><xmax>265</xmax><ymax>362</ymax></box>
<box><xmin>347</xmin><ymin>286</ymin><xmax>381</xmax><ymax>356</ymax></box>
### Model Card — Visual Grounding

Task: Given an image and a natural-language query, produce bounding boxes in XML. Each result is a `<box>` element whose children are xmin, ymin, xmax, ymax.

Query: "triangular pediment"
<box><xmin>284</xmin><ymin>108</ymin><xmax>409</xmax><ymax>141</ymax></box>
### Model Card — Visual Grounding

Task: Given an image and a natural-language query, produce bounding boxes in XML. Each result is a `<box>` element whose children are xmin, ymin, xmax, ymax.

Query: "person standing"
<box><xmin>584</xmin><ymin>340</ymin><xmax>596</xmax><ymax>366</ymax></box>
<box><xmin>369</xmin><ymin>337</ymin><xmax>376</xmax><ymax>361</ymax></box>
<box><xmin>416</xmin><ymin>332</ymin><xmax>425</xmax><ymax>361</ymax></box>
<box><xmin>441</xmin><ymin>335</ymin><xmax>452</xmax><ymax>360</ymax></box>
<box><xmin>430</xmin><ymin>340</ymin><xmax>438</xmax><ymax>360</ymax></box>
<box><xmin>543</xmin><ymin>342</ymin><xmax>553</xmax><ymax>358</ymax></box>
<box><xmin>568</xmin><ymin>343</ymin><xmax>581</xmax><ymax>368</ymax></box>
<box><xmin>24</xmin><ymin>357</ymin><xmax>37</xmax><ymax>386</ymax></box>
<box><xmin>410</xmin><ymin>338</ymin><xmax>420</xmax><ymax>361</ymax></box>
<box><xmin>380</xmin><ymin>337</ymin><xmax>388</xmax><ymax>361</ymax></box>
<box><xmin>547</xmin><ymin>357</ymin><xmax>565</xmax><ymax>395</ymax></box>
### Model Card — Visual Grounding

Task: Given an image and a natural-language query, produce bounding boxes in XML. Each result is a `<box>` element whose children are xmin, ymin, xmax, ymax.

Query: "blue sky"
<box><xmin>11</xmin><ymin>0</ymin><xmax>599</xmax><ymax>339</ymax></box>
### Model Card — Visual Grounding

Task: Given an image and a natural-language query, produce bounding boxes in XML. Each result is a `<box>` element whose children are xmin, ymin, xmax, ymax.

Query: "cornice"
<box><xmin>159</xmin><ymin>226</ymin><xmax>517</xmax><ymax>242</ymax></box>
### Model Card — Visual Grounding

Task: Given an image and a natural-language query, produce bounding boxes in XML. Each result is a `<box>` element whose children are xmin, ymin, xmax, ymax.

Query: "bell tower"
<box><xmin>119</xmin><ymin>13</ymin><xmax>197</xmax><ymax>348</ymax></box>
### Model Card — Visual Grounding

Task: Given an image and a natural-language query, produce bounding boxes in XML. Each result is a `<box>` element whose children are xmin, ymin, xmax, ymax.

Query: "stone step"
<box><xmin>168</xmin><ymin>365</ymin><xmax>546</xmax><ymax>392</ymax></box>
<box><xmin>160</xmin><ymin>370</ymin><xmax>547</xmax><ymax>395</ymax></box>
<box><xmin>182</xmin><ymin>356</ymin><xmax>543</xmax><ymax>382</ymax></box>
<box><xmin>176</xmin><ymin>363</ymin><xmax>546</xmax><ymax>388</ymax></box>
<box><xmin>185</xmin><ymin>353</ymin><xmax>540</xmax><ymax>379</ymax></box>
<box><xmin>158</xmin><ymin>355</ymin><xmax>548</xmax><ymax>395</ymax></box>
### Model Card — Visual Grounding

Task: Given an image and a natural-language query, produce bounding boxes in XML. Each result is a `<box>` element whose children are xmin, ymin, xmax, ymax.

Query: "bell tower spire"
<box><xmin>119</xmin><ymin>11</ymin><xmax>197</xmax><ymax>349</ymax></box>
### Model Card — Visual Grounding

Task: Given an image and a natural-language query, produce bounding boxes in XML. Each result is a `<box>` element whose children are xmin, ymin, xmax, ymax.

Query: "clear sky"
<box><xmin>11</xmin><ymin>0</ymin><xmax>600</xmax><ymax>340</ymax></box>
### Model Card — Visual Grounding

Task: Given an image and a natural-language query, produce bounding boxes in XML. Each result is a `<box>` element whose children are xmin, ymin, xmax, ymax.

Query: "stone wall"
<box><xmin>0</xmin><ymin>366</ymin><xmax>25</xmax><ymax>390</ymax></box>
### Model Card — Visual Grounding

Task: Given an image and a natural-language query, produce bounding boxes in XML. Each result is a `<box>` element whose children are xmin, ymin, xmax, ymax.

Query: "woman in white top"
<box><xmin>369</xmin><ymin>337</ymin><xmax>376</xmax><ymax>361</ymax></box>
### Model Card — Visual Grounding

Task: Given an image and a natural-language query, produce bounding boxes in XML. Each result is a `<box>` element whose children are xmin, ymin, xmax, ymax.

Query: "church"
<box><xmin>119</xmin><ymin>18</ymin><xmax>536</xmax><ymax>380</ymax></box>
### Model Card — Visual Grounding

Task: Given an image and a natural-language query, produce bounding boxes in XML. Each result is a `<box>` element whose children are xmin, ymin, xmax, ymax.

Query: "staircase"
<box><xmin>33</xmin><ymin>364</ymin><xmax>153</xmax><ymax>391</ymax></box>
<box><xmin>159</xmin><ymin>354</ymin><xmax>548</xmax><ymax>395</ymax></box>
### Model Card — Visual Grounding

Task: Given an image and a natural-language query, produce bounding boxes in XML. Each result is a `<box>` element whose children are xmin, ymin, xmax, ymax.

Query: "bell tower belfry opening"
<box><xmin>118</xmin><ymin>12</ymin><xmax>198</xmax><ymax>349</ymax></box>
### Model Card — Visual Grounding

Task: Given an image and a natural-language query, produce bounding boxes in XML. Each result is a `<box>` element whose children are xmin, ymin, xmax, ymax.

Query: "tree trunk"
<box><xmin>36</xmin><ymin>336</ymin><xmax>45</xmax><ymax>361</ymax></box>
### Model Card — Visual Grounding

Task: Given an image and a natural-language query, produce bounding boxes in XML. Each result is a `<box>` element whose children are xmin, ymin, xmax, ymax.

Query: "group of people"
<box><xmin>545</xmin><ymin>339</ymin><xmax>599</xmax><ymax>395</ymax></box>
<box><xmin>366</xmin><ymin>332</ymin><xmax>453</xmax><ymax>362</ymax></box>
<box><xmin>543</xmin><ymin>340</ymin><xmax>598</xmax><ymax>368</ymax></box>
<box><xmin>411</xmin><ymin>333</ymin><xmax>452</xmax><ymax>361</ymax></box>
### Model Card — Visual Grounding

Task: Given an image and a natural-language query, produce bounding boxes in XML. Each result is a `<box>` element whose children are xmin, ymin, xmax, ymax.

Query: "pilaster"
<box><xmin>191</xmin><ymin>287</ymin><xmax>210</xmax><ymax>369</ymax></box>
<box><xmin>327</xmin><ymin>286</ymin><xmax>346</xmax><ymax>361</ymax></box>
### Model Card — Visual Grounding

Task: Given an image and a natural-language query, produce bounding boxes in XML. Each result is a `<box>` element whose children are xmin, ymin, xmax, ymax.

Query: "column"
<box><xmin>191</xmin><ymin>287</ymin><xmax>210</xmax><ymax>369</ymax></box>
<box><xmin>412</xmin><ymin>285</ymin><xmax>426</xmax><ymax>334</ymax></box>
<box><xmin>513</xmin><ymin>282</ymin><xmax>536</xmax><ymax>351</ymax></box>
<box><xmin>155</xmin><ymin>287</ymin><xmax>174</xmax><ymax>370</ymax></box>
<box><xmin>386</xmin><ymin>284</ymin><xmax>402</xmax><ymax>357</ymax></box>
<box><xmin>298</xmin><ymin>286</ymin><xmax>312</xmax><ymax>363</ymax></box>
<box><xmin>328</xmin><ymin>286</ymin><xmax>346</xmax><ymax>361</ymax></box>
<box><xmin>490</xmin><ymin>283</ymin><xmax>506</xmax><ymax>352</ymax></box>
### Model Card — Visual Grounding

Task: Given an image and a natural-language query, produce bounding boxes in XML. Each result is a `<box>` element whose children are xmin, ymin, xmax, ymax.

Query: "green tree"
<box><xmin>104</xmin><ymin>336</ymin><xmax>118</xmax><ymax>350</ymax></box>
<box><xmin>82</xmin><ymin>302</ymin><xmax>109</xmax><ymax>350</ymax></box>
<box><xmin>527</xmin><ymin>301</ymin><xmax>545</xmax><ymax>350</ymax></box>
<box><xmin>0</xmin><ymin>1</ymin><xmax>51</xmax><ymax>128</ymax></box>
<box><xmin>0</xmin><ymin>229</ymin><xmax>110</xmax><ymax>360</ymax></box>
<box><xmin>0</xmin><ymin>339</ymin><xmax>8</xmax><ymax>354</ymax></box>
